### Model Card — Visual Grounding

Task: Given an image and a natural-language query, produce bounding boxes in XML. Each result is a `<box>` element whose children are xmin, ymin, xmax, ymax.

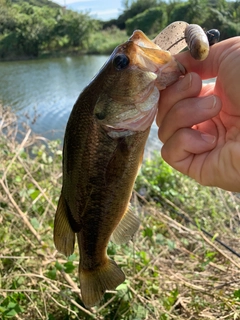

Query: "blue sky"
<box><xmin>53</xmin><ymin>0</ymin><xmax>125</xmax><ymax>20</ymax></box>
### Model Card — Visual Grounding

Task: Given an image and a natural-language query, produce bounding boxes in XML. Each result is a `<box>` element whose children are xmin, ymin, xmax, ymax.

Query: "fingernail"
<box><xmin>201</xmin><ymin>133</ymin><xmax>216</xmax><ymax>143</ymax></box>
<box><xmin>198</xmin><ymin>95</ymin><xmax>216</xmax><ymax>109</ymax></box>
<box><xmin>177</xmin><ymin>73</ymin><xmax>192</xmax><ymax>91</ymax></box>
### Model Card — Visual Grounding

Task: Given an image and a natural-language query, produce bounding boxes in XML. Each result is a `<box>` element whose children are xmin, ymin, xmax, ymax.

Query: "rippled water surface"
<box><xmin>0</xmin><ymin>56</ymin><xmax>109</xmax><ymax>138</ymax></box>
<box><xmin>0</xmin><ymin>55</ymin><xmax>173</xmax><ymax>156</ymax></box>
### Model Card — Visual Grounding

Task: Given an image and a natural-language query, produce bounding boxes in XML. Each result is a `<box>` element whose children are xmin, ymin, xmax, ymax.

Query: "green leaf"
<box><xmin>160</xmin><ymin>314</ymin><xmax>169</xmax><ymax>320</ymax></box>
<box><xmin>30</xmin><ymin>218</ymin><xmax>40</xmax><ymax>230</ymax></box>
<box><xmin>5</xmin><ymin>308</ymin><xmax>17</xmax><ymax>317</ymax></box>
<box><xmin>234</xmin><ymin>289</ymin><xmax>240</xmax><ymax>301</ymax></box>
<box><xmin>46</xmin><ymin>268</ymin><xmax>57</xmax><ymax>280</ymax></box>
<box><xmin>0</xmin><ymin>306</ymin><xmax>7</xmax><ymax>312</ymax></box>
<box><xmin>15</xmin><ymin>176</ymin><xmax>21</xmax><ymax>182</ymax></box>
<box><xmin>143</xmin><ymin>227</ymin><xmax>153</xmax><ymax>238</ymax></box>
<box><xmin>137</xmin><ymin>251</ymin><xmax>149</xmax><ymax>264</ymax></box>
<box><xmin>166</xmin><ymin>239</ymin><xmax>175</xmax><ymax>251</ymax></box>
<box><xmin>29</xmin><ymin>189</ymin><xmax>40</xmax><ymax>200</ymax></box>
<box><xmin>63</xmin><ymin>261</ymin><xmax>75</xmax><ymax>274</ymax></box>
<box><xmin>117</xmin><ymin>280</ymin><xmax>130</xmax><ymax>293</ymax></box>
<box><xmin>68</xmin><ymin>253</ymin><xmax>77</xmax><ymax>262</ymax></box>
<box><xmin>4</xmin><ymin>301</ymin><xmax>24</xmax><ymax>317</ymax></box>
<box><xmin>55</xmin><ymin>261</ymin><xmax>63</xmax><ymax>271</ymax></box>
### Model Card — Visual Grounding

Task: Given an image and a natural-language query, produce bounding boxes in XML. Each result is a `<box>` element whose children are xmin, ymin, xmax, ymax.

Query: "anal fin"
<box><xmin>54</xmin><ymin>193</ymin><xmax>75</xmax><ymax>257</ymax></box>
<box><xmin>110</xmin><ymin>206</ymin><xmax>140</xmax><ymax>245</ymax></box>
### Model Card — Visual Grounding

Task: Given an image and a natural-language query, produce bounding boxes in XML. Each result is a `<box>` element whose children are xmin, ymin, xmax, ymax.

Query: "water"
<box><xmin>0</xmin><ymin>55</ymin><xmax>109</xmax><ymax>138</ymax></box>
<box><xmin>0</xmin><ymin>55</ymin><xmax>161</xmax><ymax>157</ymax></box>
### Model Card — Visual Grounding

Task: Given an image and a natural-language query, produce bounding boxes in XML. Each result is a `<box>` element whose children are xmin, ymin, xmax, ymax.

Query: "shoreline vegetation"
<box><xmin>0</xmin><ymin>0</ymin><xmax>240</xmax><ymax>61</ymax></box>
<box><xmin>1</xmin><ymin>107</ymin><xmax>240</xmax><ymax>319</ymax></box>
<box><xmin>1</xmin><ymin>0</ymin><xmax>240</xmax><ymax>318</ymax></box>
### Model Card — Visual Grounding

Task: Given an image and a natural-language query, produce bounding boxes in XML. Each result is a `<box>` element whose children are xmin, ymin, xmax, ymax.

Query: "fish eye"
<box><xmin>95</xmin><ymin>111</ymin><xmax>105</xmax><ymax>120</ymax></box>
<box><xmin>206</xmin><ymin>29</ymin><xmax>220</xmax><ymax>46</ymax></box>
<box><xmin>113</xmin><ymin>54</ymin><xmax>130</xmax><ymax>70</ymax></box>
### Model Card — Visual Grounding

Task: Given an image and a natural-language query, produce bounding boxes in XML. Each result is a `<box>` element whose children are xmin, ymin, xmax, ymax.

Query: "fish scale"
<box><xmin>54</xmin><ymin>30</ymin><xmax>184</xmax><ymax>308</ymax></box>
<box><xmin>53</xmin><ymin>24</ymin><xmax>218</xmax><ymax>308</ymax></box>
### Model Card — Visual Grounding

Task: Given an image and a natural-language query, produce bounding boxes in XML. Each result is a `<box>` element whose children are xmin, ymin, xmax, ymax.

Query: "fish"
<box><xmin>53</xmin><ymin>30</ymin><xmax>185</xmax><ymax>308</ymax></box>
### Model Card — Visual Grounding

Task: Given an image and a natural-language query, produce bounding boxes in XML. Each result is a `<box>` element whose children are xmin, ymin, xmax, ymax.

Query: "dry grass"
<box><xmin>0</xmin><ymin>107</ymin><xmax>240</xmax><ymax>319</ymax></box>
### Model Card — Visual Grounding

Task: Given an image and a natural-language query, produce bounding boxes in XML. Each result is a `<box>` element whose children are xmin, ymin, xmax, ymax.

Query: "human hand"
<box><xmin>157</xmin><ymin>36</ymin><xmax>240</xmax><ymax>192</ymax></box>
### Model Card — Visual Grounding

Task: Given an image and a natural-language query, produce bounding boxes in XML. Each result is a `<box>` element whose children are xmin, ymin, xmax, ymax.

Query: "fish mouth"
<box><xmin>104</xmin><ymin>84</ymin><xmax>160</xmax><ymax>138</ymax></box>
<box><xmin>97</xmin><ymin>31</ymin><xmax>185</xmax><ymax>138</ymax></box>
<box><xmin>105</xmin><ymin>102</ymin><xmax>158</xmax><ymax>138</ymax></box>
<box><xmin>129</xmin><ymin>30</ymin><xmax>186</xmax><ymax>89</ymax></box>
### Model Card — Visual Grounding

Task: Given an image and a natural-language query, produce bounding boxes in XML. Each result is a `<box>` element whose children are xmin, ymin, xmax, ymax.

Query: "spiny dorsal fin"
<box><xmin>54</xmin><ymin>193</ymin><xmax>75</xmax><ymax>257</ymax></box>
<box><xmin>110</xmin><ymin>206</ymin><xmax>140</xmax><ymax>245</ymax></box>
<box><xmin>79</xmin><ymin>257</ymin><xmax>125</xmax><ymax>308</ymax></box>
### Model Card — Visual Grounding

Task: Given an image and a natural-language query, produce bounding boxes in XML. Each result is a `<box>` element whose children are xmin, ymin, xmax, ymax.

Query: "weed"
<box><xmin>1</xmin><ymin>108</ymin><xmax>240</xmax><ymax>319</ymax></box>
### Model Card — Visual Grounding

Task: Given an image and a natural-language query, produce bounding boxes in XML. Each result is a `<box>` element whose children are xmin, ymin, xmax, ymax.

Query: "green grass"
<box><xmin>1</xmin><ymin>107</ymin><xmax>240</xmax><ymax>319</ymax></box>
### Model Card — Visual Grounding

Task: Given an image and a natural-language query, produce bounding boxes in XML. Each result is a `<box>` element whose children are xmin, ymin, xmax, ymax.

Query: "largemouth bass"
<box><xmin>54</xmin><ymin>30</ymin><xmax>185</xmax><ymax>308</ymax></box>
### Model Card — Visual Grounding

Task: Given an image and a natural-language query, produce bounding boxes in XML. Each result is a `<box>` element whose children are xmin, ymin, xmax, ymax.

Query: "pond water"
<box><xmin>0</xmin><ymin>55</ymin><xmax>161</xmax><ymax>157</ymax></box>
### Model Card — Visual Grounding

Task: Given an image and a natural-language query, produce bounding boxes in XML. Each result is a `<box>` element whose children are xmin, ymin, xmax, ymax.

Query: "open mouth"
<box><xmin>101</xmin><ymin>80</ymin><xmax>160</xmax><ymax>139</ymax></box>
<box><xmin>105</xmin><ymin>101</ymin><xmax>158</xmax><ymax>139</ymax></box>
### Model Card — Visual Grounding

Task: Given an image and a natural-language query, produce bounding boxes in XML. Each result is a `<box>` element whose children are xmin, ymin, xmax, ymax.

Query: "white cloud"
<box><xmin>52</xmin><ymin>0</ymin><xmax>124</xmax><ymax>20</ymax></box>
<box><xmin>54</xmin><ymin>0</ymin><xmax>94</xmax><ymax>5</ymax></box>
<box><xmin>91</xmin><ymin>9</ymin><xmax>119</xmax><ymax>18</ymax></box>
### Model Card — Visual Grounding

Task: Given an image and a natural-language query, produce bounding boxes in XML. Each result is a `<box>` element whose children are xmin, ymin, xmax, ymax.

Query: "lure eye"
<box><xmin>206</xmin><ymin>29</ymin><xmax>220</xmax><ymax>46</ymax></box>
<box><xmin>113</xmin><ymin>54</ymin><xmax>130</xmax><ymax>70</ymax></box>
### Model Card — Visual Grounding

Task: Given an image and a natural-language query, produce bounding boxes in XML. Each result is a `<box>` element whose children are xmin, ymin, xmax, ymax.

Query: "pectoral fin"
<box><xmin>110</xmin><ymin>206</ymin><xmax>140</xmax><ymax>245</ymax></box>
<box><xmin>54</xmin><ymin>193</ymin><xmax>75</xmax><ymax>257</ymax></box>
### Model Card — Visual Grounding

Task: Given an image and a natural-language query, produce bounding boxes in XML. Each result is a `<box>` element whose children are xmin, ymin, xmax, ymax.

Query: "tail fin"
<box><xmin>79</xmin><ymin>258</ymin><xmax>125</xmax><ymax>308</ymax></box>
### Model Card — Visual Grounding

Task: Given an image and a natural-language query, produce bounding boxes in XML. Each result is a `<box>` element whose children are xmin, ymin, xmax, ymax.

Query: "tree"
<box><xmin>202</xmin><ymin>7</ymin><xmax>240</xmax><ymax>39</ymax></box>
<box><xmin>228</xmin><ymin>0</ymin><xmax>240</xmax><ymax>24</ymax></box>
<box><xmin>12</xmin><ymin>4</ymin><xmax>57</xmax><ymax>56</ymax></box>
<box><xmin>55</xmin><ymin>10</ymin><xmax>99</xmax><ymax>48</ymax></box>
<box><xmin>117</xmin><ymin>0</ymin><xmax>160</xmax><ymax>29</ymax></box>
<box><xmin>126</xmin><ymin>7</ymin><xmax>167</xmax><ymax>36</ymax></box>
<box><xmin>0</xmin><ymin>1</ymin><xmax>17</xmax><ymax>34</ymax></box>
